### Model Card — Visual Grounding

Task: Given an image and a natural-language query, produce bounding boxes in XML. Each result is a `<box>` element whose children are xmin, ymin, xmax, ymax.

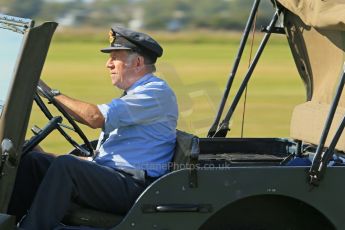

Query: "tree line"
<box><xmin>0</xmin><ymin>0</ymin><xmax>275</xmax><ymax>31</ymax></box>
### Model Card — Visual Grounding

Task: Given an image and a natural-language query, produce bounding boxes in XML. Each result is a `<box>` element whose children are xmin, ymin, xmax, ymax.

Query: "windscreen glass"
<box><xmin>0</xmin><ymin>14</ymin><xmax>32</xmax><ymax>117</ymax></box>
<box><xmin>0</xmin><ymin>30</ymin><xmax>23</xmax><ymax>113</ymax></box>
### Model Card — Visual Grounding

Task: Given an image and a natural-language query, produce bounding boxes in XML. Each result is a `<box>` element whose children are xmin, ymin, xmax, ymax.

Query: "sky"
<box><xmin>0</xmin><ymin>28</ymin><xmax>23</xmax><ymax>106</ymax></box>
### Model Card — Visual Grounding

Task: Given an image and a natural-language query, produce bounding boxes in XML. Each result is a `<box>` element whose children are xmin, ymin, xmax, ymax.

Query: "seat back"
<box><xmin>171</xmin><ymin>130</ymin><xmax>199</xmax><ymax>171</ymax></box>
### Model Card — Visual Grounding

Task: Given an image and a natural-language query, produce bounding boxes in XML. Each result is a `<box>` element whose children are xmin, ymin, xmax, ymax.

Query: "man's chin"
<box><xmin>111</xmin><ymin>79</ymin><xmax>119</xmax><ymax>86</ymax></box>
<box><xmin>114</xmin><ymin>82</ymin><xmax>125</xmax><ymax>90</ymax></box>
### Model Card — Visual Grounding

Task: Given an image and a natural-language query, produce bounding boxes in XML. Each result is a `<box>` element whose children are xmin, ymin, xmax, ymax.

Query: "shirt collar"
<box><xmin>126</xmin><ymin>73</ymin><xmax>153</xmax><ymax>95</ymax></box>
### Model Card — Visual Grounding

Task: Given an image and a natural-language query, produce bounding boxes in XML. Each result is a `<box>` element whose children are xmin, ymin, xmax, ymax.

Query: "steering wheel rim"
<box><xmin>36</xmin><ymin>86</ymin><xmax>94</xmax><ymax>156</ymax></box>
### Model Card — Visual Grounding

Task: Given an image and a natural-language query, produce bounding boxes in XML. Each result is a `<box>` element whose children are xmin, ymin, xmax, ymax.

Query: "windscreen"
<box><xmin>0</xmin><ymin>14</ymin><xmax>32</xmax><ymax>117</ymax></box>
<box><xmin>0</xmin><ymin>30</ymin><xmax>22</xmax><ymax>113</ymax></box>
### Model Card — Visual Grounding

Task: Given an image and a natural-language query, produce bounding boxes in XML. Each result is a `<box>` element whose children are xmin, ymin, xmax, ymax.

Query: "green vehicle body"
<box><xmin>1</xmin><ymin>1</ymin><xmax>345</xmax><ymax>229</ymax></box>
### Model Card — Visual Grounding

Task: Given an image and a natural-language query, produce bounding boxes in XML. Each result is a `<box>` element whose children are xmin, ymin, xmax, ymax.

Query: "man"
<box><xmin>8</xmin><ymin>27</ymin><xmax>178</xmax><ymax>229</ymax></box>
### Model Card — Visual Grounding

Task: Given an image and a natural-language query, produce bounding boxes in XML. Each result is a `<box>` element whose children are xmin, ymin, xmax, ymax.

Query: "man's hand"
<box><xmin>38</xmin><ymin>80</ymin><xmax>104</xmax><ymax>129</ymax></box>
<box><xmin>38</xmin><ymin>80</ymin><xmax>52</xmax><ymax>92</ymax></box>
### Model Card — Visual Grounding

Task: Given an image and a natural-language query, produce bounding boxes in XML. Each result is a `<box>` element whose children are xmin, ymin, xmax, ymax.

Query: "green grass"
<box><xmin>27</xmin><ymin>31</ymin><xmax>305</xmax><ymax>153</ymax></box>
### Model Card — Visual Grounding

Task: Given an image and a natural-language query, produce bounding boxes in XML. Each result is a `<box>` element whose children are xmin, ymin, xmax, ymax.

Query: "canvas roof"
<box><xmin>277</xmin><ymin>0</ymin><xmax>345</xmax><ymax>31</ymax></box>
<box><xmin>281</xmin><ymin>0</ymin><xmax>345</xmax><ymax>150</ymax></box>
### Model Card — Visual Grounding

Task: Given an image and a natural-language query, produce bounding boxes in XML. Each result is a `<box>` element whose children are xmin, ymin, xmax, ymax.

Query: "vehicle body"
<box><xmin>1</xmin><ymin>0</ymin><xmax>345</xmax><ymax>229</ymax></box>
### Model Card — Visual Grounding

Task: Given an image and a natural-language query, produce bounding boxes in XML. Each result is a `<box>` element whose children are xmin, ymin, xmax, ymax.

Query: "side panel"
<box><xmin>199</xmin><ymin>194</ymin><xmax>334</xmax><ymax>230</ymax></box>
<box><xmin>0</xmin><ymin>22</ymin><xmax>57</xmax><ymax>212</ymax></box>
<box><xmin>112</xmin><ymin>167</ymin><xmax>344</xmax><ymax>229</ymax></box>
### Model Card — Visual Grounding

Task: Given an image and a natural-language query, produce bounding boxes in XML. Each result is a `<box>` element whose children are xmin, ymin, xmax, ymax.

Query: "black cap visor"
<box><xmin>100</xmin><ymin>45</ymin><xmax>131</xmax><ymax>53</ymax></box>
<box><xmin>101</xmin><ymin>36</ymin><xmax>138</xmax><ymax>53</ymax></box>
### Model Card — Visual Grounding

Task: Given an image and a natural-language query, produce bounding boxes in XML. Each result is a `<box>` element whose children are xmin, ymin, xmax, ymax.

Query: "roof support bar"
<box><xmin>207</xmin><ymin>0</ymin><xmax>261</xmax><ymax>137</ymax></box>
<box><xmin>309</xmin><ymin>64</ymin><xmax>345</xmax><ymax>186</ymax></box>
<box><xmin>211</xmin><ymin>10</ymin><xmax>280</xmax><ymax>137</ymax></box>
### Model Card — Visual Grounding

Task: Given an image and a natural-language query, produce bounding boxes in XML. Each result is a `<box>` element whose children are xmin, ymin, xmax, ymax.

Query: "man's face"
<box><xmin>106</xmin><ymin>50</ymin><xmax>136</xmax><ymax>90</ymax></box>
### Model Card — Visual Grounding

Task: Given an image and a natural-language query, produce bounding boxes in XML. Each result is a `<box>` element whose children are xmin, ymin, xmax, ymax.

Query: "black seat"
<box><xmin>62</xmin><ymin>130</ymin><xmax>199</xmax><ymax>228</ymax></box>
<box><xmin>63</xmin><ymin>203</ymin><xmax>123</xmax><ymax>228</ymax></box>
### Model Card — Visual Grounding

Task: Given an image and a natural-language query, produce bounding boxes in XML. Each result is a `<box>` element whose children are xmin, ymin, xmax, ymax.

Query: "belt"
<box><xmin>115</xmin><ymin>167</ymin><xmax>159</xmax><ymax>185</ymax></box>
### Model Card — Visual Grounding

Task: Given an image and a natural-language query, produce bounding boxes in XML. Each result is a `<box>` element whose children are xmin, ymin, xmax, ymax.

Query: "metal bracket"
<box><xmin>0</xmin><ymin>139</ymin><xmax>14</xmax><ymax>178</ymax></box>
<box><xmin>261</xmin><ymin>26</ymin><xmax>285</xmax><ymax>34</ymax></box>
<box><xmin>189</xmin><ymin>137</ymin><xmax>200</xmax><ymax>188</ymax></box>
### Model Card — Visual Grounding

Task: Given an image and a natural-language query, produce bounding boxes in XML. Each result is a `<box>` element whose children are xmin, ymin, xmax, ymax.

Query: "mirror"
<box><xmin>0</xmin><ymin>14</ymin><xmax>32</xmax><ymax>117</ymax></box>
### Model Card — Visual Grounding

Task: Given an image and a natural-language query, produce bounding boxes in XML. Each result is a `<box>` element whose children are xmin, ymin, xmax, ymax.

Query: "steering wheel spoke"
<box><xmin>33</xmin><ymin>87</ymin><xmax>94</xmax><ymax>157</ymax></box>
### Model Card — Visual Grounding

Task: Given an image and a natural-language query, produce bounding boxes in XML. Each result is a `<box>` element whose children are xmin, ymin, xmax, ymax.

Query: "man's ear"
<box><xmin>133</xmin><ymin>55</ymin><xmax>145</xmax><ymax>73</ymax></box>
<box><xmin>136</xmin><ymin>55</ymin><xmax>145</xmax><ymax>67</ymax></box>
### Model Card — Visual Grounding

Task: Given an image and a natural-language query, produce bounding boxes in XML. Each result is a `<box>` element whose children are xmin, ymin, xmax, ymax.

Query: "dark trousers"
<box><xmin>8</xmin><ymin>152</ymin><xmax>147</xmax><ymax>230</ymax></box>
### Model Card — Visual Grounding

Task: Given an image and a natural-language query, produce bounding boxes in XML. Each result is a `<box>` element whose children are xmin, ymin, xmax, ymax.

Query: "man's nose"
<box><xmin>106</xmin><ymin>59</ymin><xmax>114</xmax><ymax>68</ymax></box>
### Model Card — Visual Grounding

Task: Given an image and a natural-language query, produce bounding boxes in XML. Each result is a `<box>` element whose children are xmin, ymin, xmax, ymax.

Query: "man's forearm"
<box><xmin>54</xmin><ymin>94</ymin><xmax>104</xmax><ymax>129</ymax></box>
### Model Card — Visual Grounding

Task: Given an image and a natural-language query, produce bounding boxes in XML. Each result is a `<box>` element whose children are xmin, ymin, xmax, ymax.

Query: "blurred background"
<box><xmin>1</xmin><ymin>0</ymin><xmax>305</xmax><ymax>153</ymax></box>
<box><xmin>0</xmin><ymin>0</ymin><xmax>275</xmax><ymax>31</ymax></box>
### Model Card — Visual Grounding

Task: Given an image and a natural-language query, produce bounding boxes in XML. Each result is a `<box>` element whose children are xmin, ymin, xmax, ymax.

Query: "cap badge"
<box><xmin>108</xmin><ymin>30</ymin><xmax>115</xmax><ymax>45</ymax></box>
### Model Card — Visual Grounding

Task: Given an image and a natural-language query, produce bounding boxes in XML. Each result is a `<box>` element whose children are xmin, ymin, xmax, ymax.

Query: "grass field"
<box><xmin>27</xmin><ymin>30</ymin><xmax>305</xmax><ymax>153</ymax></box>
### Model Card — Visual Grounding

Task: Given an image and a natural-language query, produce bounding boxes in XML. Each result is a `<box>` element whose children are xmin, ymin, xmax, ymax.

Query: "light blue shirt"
<box><xmin>95</xmin><ymin>74</ymin><xmax>178</xmax><ymax>177</ymax></box>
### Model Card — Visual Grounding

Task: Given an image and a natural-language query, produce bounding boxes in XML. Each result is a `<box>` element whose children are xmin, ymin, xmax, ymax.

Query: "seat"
<box><xmin>62</xmin><ymin>130</ymin><xmax>199</xmax><ymax>228</ymax></box>
<box><xmin>170</xmin><ymin>130</ymin><xmax>199</xmax><ymax>172</ymax></box>
<box><xmin>63</xmin><ymin>203</ymin><xmax>124</xmax><ymax>228</ymax></box>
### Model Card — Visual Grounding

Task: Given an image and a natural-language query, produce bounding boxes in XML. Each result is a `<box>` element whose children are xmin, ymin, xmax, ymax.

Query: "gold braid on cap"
<box><xmin>108</xmin><ymin>30</ymin><xmax>115</xmax><ymax>45</ymax></box>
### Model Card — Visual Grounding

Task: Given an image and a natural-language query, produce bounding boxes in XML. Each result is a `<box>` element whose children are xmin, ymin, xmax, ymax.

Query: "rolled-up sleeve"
<box><xmin>97</xmin><ymin>82</ymin><xmax>176</xmax><ymax>134</ymax></box>
<box><xmin>97</xmin><ymin>101</ymin><xmax>121</xmax><ymax>134</ymax></box>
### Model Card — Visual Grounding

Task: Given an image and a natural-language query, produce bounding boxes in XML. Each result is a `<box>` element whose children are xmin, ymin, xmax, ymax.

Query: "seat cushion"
<box><xmin>63</xmin><ymin>203</ymin><xmax>124</xmax><ymax>228</ymax></box>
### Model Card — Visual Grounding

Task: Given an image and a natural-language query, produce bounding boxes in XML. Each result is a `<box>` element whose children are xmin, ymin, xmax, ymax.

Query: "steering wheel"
<box><xmin>31</xmin><ymin>85</ymin><xmax>94</xmax><ymax>156</ymax></box>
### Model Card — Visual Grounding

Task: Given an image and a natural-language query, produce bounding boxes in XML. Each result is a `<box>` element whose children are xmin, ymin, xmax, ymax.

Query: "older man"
<box><xmin>8</xmin><ymin>27</ymin><xmax>178</xmax><ymax>229</ymax></box>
